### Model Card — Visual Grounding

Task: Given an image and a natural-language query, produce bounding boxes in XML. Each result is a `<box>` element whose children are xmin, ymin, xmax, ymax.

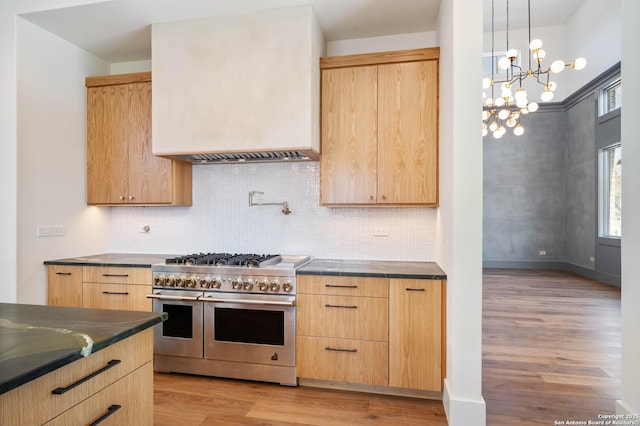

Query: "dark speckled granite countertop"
<box><xmin>297</xmin><ymin>259</ymin><xmax>447</xmax><ymax>280</ymax></box>
<box><xmin>0</xmin><ymin>303</ymin><xmax>166</xmax><ymax>395</ymax></box>
<box><xmin>43</xmin><ymin>253</ymin><xmax>175</xmax><ymax>268</ymax></box>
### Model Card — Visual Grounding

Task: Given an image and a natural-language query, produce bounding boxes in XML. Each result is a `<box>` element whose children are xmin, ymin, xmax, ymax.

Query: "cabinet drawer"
<box><xmin>297</xmin><ymin>294</ymin><xmax>388</xmax><ymax>341</ymax></box>
<box><xmin>45</xmin><ymin>362</ymin><xmax>153</xmax><ymax>426</ymax></box>
<box><xmin>83</xmin><ymin>283</ymin><xmax>152</xmax><ymax>312</ymax></box>
<box><xmin>296</xmin><ymin>336</ymin><xmax>388</xmax><ymax>386</ymax></box>
<box><xmin>297</xmin><ymin>275</ymin><xmax>388</xmax><ymax>297</ymax></box>
<box><xmin>47</xmin><ymin>265</ymin><xmax>83</xmax><ymax>307</ymax></box>
<box><xmin>0</xmin><ymin>329</ymin><xmax>152</xmax><ymax>425</ymax></box>
<box><xmin>83</xmin><ymin>266</ymin><xmax>151</xmax><ymax>285</ymax></box>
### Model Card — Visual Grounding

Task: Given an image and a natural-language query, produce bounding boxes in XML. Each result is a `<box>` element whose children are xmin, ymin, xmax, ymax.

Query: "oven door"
<box><xmin>202</xmin><ymin>292</ymin><xmax>295</xmax><ymax>366</ymax></box>
<box><xmin>147</xmin><ymin>290</ymin><xmax>204</xmax><ymax>358</ymax></box>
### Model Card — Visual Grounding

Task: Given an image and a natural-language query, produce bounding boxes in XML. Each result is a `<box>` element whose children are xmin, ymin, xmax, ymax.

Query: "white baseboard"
<box><xmin>443</xmin><ymin>379</ymin><xmax>486</xmax><ymax>426</ymax></box>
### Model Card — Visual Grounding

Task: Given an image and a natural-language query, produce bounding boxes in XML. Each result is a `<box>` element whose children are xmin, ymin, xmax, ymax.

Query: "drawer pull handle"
<box><xmin>325</xmin><ymin>304</ymin><xmax>358</xmax><ymax>309</ymax></box>
<box><xmin>325</xmin><ymin>284</ymin><xmax>358</xmax><ymax>289</ymax></box>
<box><xmin>89</xmin><ymin>404</ymin><xmax>122</xmax><ymax>426</ymax></box>
<box><xmin>325</xmin><ymin>346</ymin><xmax>357</xmax><ymax>353</ymax></box>
<box><xmin>406</xmin><ymin>288</ymin><xmax>426</xmax><ymax>292</ymax></box>
<box><xmin>55</xmin><ymin>272</ymin><xmax>72</xmax><ymax>276</ymax></box>
<box><xmin>102</xmin><ymin>291</ymin><xmax>129</xmax><ymax>295</ymax></box>
<box><xmin>102</xmin><ymin>274</ymin><xmax>129</xmax><ymax>277</ymax></box>
<box><xmin>52</xmin><ymin>359</ymin><xmax>121</xmax><ymax>395</ymax></box>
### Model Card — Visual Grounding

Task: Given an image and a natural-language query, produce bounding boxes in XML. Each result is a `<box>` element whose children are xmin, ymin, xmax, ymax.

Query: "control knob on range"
<box><xmin>199</xmin><ymin>277</ymin><xmax>211</xmax><ymax>288</ymax></box>
<box><xmin>176</xmin><ymin>276</ymin><xmax>187</xmax><ymax>287</ymax></box>
<box><xmin>270</xmin><ymin>280</ymin><xmax>280</xmax><ymax>292</ymax></box>
<box><xmin>258</xmin><ymin>279</ymin><xmax>269</xmax><ymax>292</ymax></box>
<box><xmin>282</xmin><ymin>280</ymin><xmax>293</xmax><ymax>293</ymax></box>
<box><xmin>166</xmin><ymin>276</ymin><xmax>176</xmax><ymax>287</ymax></box>
<box><xmin>243</xmin><ymin>279</ymin><xmax>255</xmax><ymax>291</ymax></box>
<box><xmin>232</xmin><ymin>278</ymin><xmax>243</xmax><ymax>290</ymax></box>
<box><xmin>154</xmin><ymin>275</ymin><xmax>166</xmax><ymax>286</ymax></box>
<box><xmin>186</xmin><ymin>277</ymin><xmax>197</xmax><ymax>288</ymax></box>
<box><xmin>211</xmin><ymin>278</ymin><xmax>222</xmax><ymax>289</ymax></box>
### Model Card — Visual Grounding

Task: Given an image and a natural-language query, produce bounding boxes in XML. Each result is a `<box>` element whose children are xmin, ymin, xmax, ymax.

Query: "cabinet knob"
<box><xmin>119</xmin><ymin>196</ymin><xmax>125</xmax><ymax>200</ymax></box>
<box><xmin>128</xmin><ymin>195</ymin><xmax>134</xmax><ymax>200</ymax></box>
<box><xmin>368</xmin><ymin>195</ymin><xmax>374</xmax><ymax>201</ymax></box>
<box><xmin>381</xmin><ymin>195</ymin><xmax>387</xmax><ymax>200</ymax></box>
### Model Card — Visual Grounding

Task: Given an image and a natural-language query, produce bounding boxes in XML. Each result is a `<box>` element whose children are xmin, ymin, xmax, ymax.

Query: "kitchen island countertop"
<box><xmin>43</xmin><ymin>252</ymin><xmax>175</xmax><ymax>268</ymax></box>
<box><xmin>0</xmin><ymin>303</ymin><xmax>166</xmax><ymax>395</ymax></box>
<box><xmin>297</xmin><ymin>259</ymin><xmax>447</xmax><ymax>280</ymax></box>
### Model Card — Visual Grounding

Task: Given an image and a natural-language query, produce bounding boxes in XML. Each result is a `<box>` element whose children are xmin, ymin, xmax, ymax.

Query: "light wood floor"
<box><xmin>483</xmin><ymin>269</ymin><xmax>621</xmax><ymax>425</ymax></box>
<box><xmin>154</xmin><ymin>269</ymin><xmax>621</xmax><ymax>425</ymax></box>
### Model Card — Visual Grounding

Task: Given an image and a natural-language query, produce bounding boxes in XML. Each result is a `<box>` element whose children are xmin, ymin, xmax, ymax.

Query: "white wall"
<box><xmin>16</xmin><ymin>18</ymin><xmax>111</xmax><ymax>304</ymax></box>
<box><xmin>0</xmin><ymin>7</ymin><xmax>19</xmax><ymax>303</ymax></box>
<box><xmin>619</xmin><ymin>0</ymin><xmax>640</xmax><ymax>416</ymax></box>
<box><xmin>111</xmin><ymin>60</ymin><xmax>151</xmax><ymax>74</ymax></box>
<box><xmin>565</xmin><ymin>0</ymin><xmax>621</xmax><ymax>95</ymax></box>
<box><xmin>110</xmin><ymin>163</ymin><xmax>437</xmax><ymax>260</ymax></box>
<box><xmin>327</xmin><ymin>31</ymin><xmax>437</xmax><ymax>56</ymax></box>
<box><xmin>0</xmin><ymin>0</ymin><xmax>109</xmax><ymax>303</ymax></box>
<box><xmin>438</xmin><ymin>0</ymin><xmax>486</xmax><ymax>424</ymax></box>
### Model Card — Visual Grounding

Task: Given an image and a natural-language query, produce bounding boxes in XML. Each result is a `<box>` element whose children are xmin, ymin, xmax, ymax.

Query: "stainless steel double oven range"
<box><xmin>147</xmin><ymin>253</ymin><xmax>310</xmax><ymax>386</ymax></box>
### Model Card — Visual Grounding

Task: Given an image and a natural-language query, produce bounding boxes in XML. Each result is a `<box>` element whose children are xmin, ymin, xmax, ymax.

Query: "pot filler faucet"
<box><xmin>248</xmin><ymin>191</ymin><xmax>291</xmax><ymax>215</ymax></box>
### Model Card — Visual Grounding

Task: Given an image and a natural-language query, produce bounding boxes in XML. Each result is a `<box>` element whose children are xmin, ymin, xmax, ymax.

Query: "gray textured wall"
<box><xmin>564</xmin><ymin>96</ymin><xmax>597</xmax><ymax>269</ymax></box>
<box><xmin>483</xmin><ymin>110</ymin><xmax>566</xmax><ymax>263</ymax></box>
<box><xmin>483</xmin><ymin>65</ymin><xmax>621</xmax><ymax>285</ymax></box>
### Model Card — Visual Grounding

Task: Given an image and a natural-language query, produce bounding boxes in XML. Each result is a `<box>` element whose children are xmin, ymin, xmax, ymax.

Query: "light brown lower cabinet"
<box><xmin>296</xmin><ymin>336</ymin><xmax>388</xmax><ymax>386</ymax></box>
<box><xmin>83</xmin><ymin>282</ymin><xmax>152</xmax><ymax>311</ymax></box>
<box><xmin>45</xmin><ymin>363</ymin><xmax>152</xmax><ymax>426</ymax></box>
<box><xmin>47</xmin><ymin>265</ymin><xmax>83</xmax><ymax>307</ymax></box>
<box><xmin>47</xmin><ymin>265</ymin><xmax>152</xmax><ymax>312</ymax></box>
<box><xmin>1</xmin><ymin>329</ymin><xmax>153</xmax><ymax>425</ymax></box>
<box><xmin>296</xmin><ymin>275</ymin><xmax>445</xmax><ymax>395</ymax></box>
<box><xmin>389</xmin><ymin>279</ymin><xmax>444</xmax><ymax>392</ymax></box>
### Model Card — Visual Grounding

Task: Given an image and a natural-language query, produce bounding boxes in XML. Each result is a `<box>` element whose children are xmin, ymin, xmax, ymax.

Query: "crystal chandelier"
<box><xmin>482</xmin><ymin>0</ymin><xmax>586</xmax><ymax>138</ymax></box>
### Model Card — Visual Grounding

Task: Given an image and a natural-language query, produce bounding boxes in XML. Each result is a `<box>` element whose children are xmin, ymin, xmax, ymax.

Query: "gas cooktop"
<box><xmin>151</xmin><ymin>253</ymin><xmax>311</xmax><ymax>293</ymax></box>
<box><xmin>165</xmin><ymin>253</ymin><xmax>282</xmax><ymax>267</ymax></box>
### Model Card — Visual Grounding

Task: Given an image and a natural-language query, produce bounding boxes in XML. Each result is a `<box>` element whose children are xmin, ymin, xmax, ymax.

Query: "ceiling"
<box><xmin>21</xmin><ymin>0</ymin><xmax>586</xmax><ymax>63</ymax></box>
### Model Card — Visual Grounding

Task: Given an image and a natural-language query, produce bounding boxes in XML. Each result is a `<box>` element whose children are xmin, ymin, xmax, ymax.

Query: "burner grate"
<box><xmin>165</xmin><ymin>253</ymin><xmax>281</xmax><ymax>268</ymax></box>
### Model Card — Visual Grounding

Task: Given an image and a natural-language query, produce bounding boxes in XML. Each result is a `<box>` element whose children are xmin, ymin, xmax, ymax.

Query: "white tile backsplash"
<box><xmin>110</xmin><ymin>162</ymin><xmax>437</xmax><ymax>261</ymax></box>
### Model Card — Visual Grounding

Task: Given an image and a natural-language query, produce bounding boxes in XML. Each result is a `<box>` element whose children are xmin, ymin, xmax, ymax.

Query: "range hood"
<box><xmin>151</xmin><ymin>6</ymin><xmax>324</xmax><ymax>164</ymax></box>
<box><xmin>172</xmin><ymin>151</ymin><xmax>314</xmax><ymax>165</ymax></box>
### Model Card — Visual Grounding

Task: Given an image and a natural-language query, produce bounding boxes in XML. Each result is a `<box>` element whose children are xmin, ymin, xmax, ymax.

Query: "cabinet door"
<box><xmin>47</xmin><ymin>265</ymin><xmax>83</xmax><ymax>307</ymax></box>
<box><xmin>83</xmin><ymin>283</ymin><xmax>152</xmax><ymax>312</ymax></box>
<box><xmin>0</xmin><ymin>330</ymin><xmax>152</xmax><ymax>425</ymax></box>
<box><xmin>87</xmin><ymin>84</ymin><xmax>130</xmax><ymax>204</ymax></box>
<box><xmin>320</xmin><ymin>66</ymin><xmax>378</xmax><ymax>204</ymax></box>
<box><xmin>378</xmin><ymin>60</ymin><xmax>439</xmax><ymax>205</ymax></box>
<box><xmin>389</xmin><ymin>279</ymin><xmax>443</xmax><ymax>391</ymax></box>
<box><xmin>44</xmin><ymin>363</ymin><xmax>153</xmax><ymax>426</ymax></box>
<box><xmin>297</xmin><ymin>294</ymin><xmax>388</xmax><ymax>341</ymax></box>
<box><xmin>297</xmin><ymin>336</ymin><xmax>388</xmax><ymax>386</ymax></box>
<box><xmin>125</xmin><ymin>81</ymin><xmax>174</xmax><ymax>204</ymax></box>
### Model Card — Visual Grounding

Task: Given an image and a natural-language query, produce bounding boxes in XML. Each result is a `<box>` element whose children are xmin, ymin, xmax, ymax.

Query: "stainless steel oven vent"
<box><xmin>174</xmin><ymin>151</ymin><xmax>315</xmax><ymax>164</ymax></box>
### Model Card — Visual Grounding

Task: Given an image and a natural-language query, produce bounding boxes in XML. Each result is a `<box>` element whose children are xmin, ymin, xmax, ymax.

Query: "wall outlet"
<box><xmin>589</xmin><ymin>256</ymin><xmax>595</xmax><ymax>263</ymax></box>
<box><xmin>51</xmin><ymin>226</ymin><xmax>66</xmax><ymax>236</ymax></box>
<box><xmin>538</xmin><ymin>250</ymin><xmax>547</xmax><ymax>256</ymax></box>
<box><xmin>374</xmin><ymin>227</ymin><xmax>389</xmax><ymax>237</ymax></box>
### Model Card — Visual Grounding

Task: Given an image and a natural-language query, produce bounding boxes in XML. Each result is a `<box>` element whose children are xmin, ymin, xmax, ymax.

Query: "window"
<box><xmin>482</xmin><ymin>51</ymin><xmax>520</xmax><ymax>80</ymax></box>
<box><xmin>599</xmin><ymin>144</ymin><xmax>622</xmax><ymax>238</ymax></box>
<box><xmin>599</xmin><ymin>78</ymin><xmax>622</xmax><ymax>116</ymax></box>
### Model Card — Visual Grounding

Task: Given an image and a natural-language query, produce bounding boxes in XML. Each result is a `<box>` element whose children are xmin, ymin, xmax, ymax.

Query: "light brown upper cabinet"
<box><xmin>320</xmin><ymin>48</ymin><xmax>439</xmax><ymax>206</ymax></box>
<box><xmin>86</xmin><ymin>72</ymin><xmax>191</xmax><ymax>206</ymax></box>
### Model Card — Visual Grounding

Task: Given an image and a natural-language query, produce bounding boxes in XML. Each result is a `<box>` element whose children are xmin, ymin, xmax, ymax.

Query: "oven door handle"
<box><xmin>201</xmin><ymin>296</ymin><xmax>296</xmax><ymax>307</ymax></box>
<box><xmin>146</xmin><ymin>293</ymin><xmax>202</xmax><ymax>302</ymax></box>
